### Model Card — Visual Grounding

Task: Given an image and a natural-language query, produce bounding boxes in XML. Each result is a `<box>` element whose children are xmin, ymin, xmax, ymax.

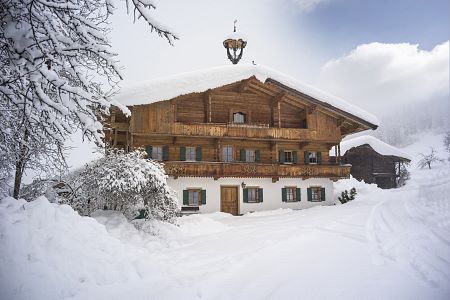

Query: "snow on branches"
<box><xmin>58</xmin><ymin>149</ymin><xmax>179</xmax><ymax>222</ymax></box>
<box><xmin>0</xmin><ymin>0</ymin><xmax>176</xmax><ymax>197</ymax></box>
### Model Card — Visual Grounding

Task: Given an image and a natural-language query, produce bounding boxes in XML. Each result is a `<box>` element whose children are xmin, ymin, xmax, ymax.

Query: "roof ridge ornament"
<box><xmin>223</xmin><ymin>20</ymin><xmax>247</xmax><ymax>65</ymax></box>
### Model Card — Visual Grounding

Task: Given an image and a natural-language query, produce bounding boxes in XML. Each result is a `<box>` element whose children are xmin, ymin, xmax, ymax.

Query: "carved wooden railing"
<box><xmin>164</xmin><ymin>161</ymin><xmax>351</xmax><ymax>179</ymax></box>
<box><xmin>171</xmin><ymin>123</ymin><xmax>314</xmax><ymax>140</ymax></box>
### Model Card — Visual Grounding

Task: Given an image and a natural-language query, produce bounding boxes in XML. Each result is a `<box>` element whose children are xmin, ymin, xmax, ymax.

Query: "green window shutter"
<box><xmin>282</xmin><ymin>188</ymin><xmax>287</xmax><ymax>202</ymax></box>
<box><xmin>180</xmin><ymin>146</ymin><xmax>186</xmax><ymax>161</ymax></box>
<box><xmin>243</xmin><ymin>188</ymin><xmax>248</xmax><ymax>203</ymax></box>
<box><xmin>293</xmin><ymin>151</ymin><xmax>298</xmax><ymax>164</ymax></box>
<box><xmin>145</xmin><ymin>145</ymin><xmax>153</xmax><ymax>159</ymax></box>
<box><xmin>258</xmin><ymin>188</ymin><xmax>264</xmax><ymax>203</ymax></box>
<box><xmin>296</xmin><ymin>188</ymin><xmax>301</xmax><ymax>202</ymax></box>
<box><xmin>317</xmin><ymin>152</ymin><xmax>322</xmax><ymax>165</ymax></box>
<box><xmin>307</xmin><ymin>187</ymin><xmax>312</xmax><ymax>201</ymax></box>
<box><xmin>196</xmin><ymin>146</ymin><xmax>202</xmax><ymax>161</ymax></box>
<box><xmin>240</xmin><ymin>149</ymin><xmax>246</xmax><ymax>161</ymax></box>
<box><xmin>183</xmin><ymin>190</ymin><xmax>189</xmax><ymax>205</ymax></box>
<box><xmin>320</xmin><ymin>188</ymin><xmax>326</xmax><ymax>202</ymax></box>
<box><xmin>304</xmin><ymin>151</ymin><xmax>310</xmax><ymax>164</ymax></box>
<box><xmin>255</xmin><ymin>150</ymin><xmax>261</xmax><ymax>162</ymax></box>
<box><xmin>279</xmin><ymin>149</ymin><xmax>285</xmax><ymax>163</ymax></box>
<box><xmin>162</xmin><ymin>145</ymin><xmax>169</xmax><ymax>161</ymax></box>
<box><xmin>200</xmin><ymin>190</ymin><xmax>206</xmax><ymax>205</ymax></box>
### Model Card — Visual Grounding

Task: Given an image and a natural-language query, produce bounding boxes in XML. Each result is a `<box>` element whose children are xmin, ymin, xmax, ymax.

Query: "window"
<box><xmin>233</xmin><ymin>112</ymin><xmax>246</xmax><ymax>123</ymax></box>
<box><xmin>285</xmin><ymin>151</ymin><xmax>293</xmax><ymax>163</ymax></box>
<box><xmin>152</xmin><ymin>146</ymin><xmax>163</xmax><ymax>161</ymax></box>
<box><xmin>282</xmin><ymin>187</ymin><xmax>300</xmax><ymax>202</ymax></box>
<box><xmin>222</xmin><ymin>146</ymin><xmax>233</xmax><ymax>162</ymax></box>
<box><xmin>286</xmin><ymin>187</ymin><xmax>297</xmax><ymax>202</ymax></box>
<box><xmin>183</xmin><ymin>189</ymin><xmax>206</xmax><ymax>206</ymax></box>
<box><xmin>279</xmin><ymin>150</ymin><xmax>297</xmax><ymax>164</ymax></box>
<box><xmin>310</xmin><ymin>187</ymin><xmax>322</xmax><ymax>202</ymax></box>
<box><xmin>247</xmin><ymin>187</ymin><xmax>259</xmax><ymax>203</ymax></box>
<box><xmin>188</xmin><ymin>189</ymin><xmax>200</xmax><ymax>206</ymax></box>
<box><xmin>186</xmin><ymin>147</ymin><xmax>196</xmax><ymax>161</ymax></box>
<box><xmin>246</xmin><ymin>149</ymin><xmax>255</xmax><ymax>162</ymax></box>
<box><xmin>309</xmin><ymin>152</ymin><xmax>318</xmax><ymax>164</ymax></box>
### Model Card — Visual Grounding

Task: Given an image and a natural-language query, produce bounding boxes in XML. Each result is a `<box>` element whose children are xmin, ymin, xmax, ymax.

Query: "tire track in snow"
<box><xmin>366</xmin><ymin>167</ymin><xmax>450</xmax><ymax>288</ymax></box>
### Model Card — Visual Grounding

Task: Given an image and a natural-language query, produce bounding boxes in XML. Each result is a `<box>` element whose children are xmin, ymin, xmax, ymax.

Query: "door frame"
<box><xmin>220</xmin><ymin>185</ymin><xmax>240</xmax><ymax>215</ymax></box>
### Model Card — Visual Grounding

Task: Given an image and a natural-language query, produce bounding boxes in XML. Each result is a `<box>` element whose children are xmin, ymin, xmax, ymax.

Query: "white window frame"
<box><xmin>311</xmin><ymin>186</ymin><xmax>322</xmax><ymax>202</ymax></box>
<box><xmin>152</xmin><ymin>146</ymin><xmax>163</xmax><ymax>161</ymax></box>
<box><xmin>222</xmin><ymin>146</ymin><xmax>233</xmax><ymax>162</ymax></box>
<box><xmin>284</xmin><ymin>150</ymin><xmax>293</xmax><ymax>164</ymax></box>
<box><xmin>188</xmin><ymin>189</ymin><xmax>201</xmax><ymax>206</ymax></box>
<box><xmin>233</xmin><ymin>112</ymin><xmax>245</xmax><ymax>124</ymax></box>
<box><xmin>309</xmin><ymin>151</ymin><xmax>318</xmax><ymax>164</ymax></box>
<box><xmin>246</xmin><ymin>149</ymin><xmax>255</xmax><ymax>162</ymax></box>
<box><xmin>185</xmin><ymin>146</ymin><xmax>196</xmax><ymax>161</ymax></box>
<box><xmin>285</xmin><ymin>186</ymin><xmax>297</xmax><ymax>202</ymax></box>
<box><xmin>247</xmin><ymin>187</ymin><xmax>260</xmax><ymax>203</ymax></box>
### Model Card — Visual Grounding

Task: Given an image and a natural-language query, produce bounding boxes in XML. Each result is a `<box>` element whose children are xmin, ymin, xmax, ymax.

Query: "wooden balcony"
<box><xmin>164</xmin><ymin>161</ymin><xmax>351</xmax><ymax>180</ymax></box>
<box><xmin>170</xmin><ymin>123</ymin><xmax>315</xmax><ymax>141</ymax></box>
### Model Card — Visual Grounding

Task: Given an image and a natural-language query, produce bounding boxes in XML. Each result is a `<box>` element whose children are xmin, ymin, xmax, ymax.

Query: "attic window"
<box><xmin>233</xmin><ymin>112</ymin><xmax>246</xmax><ymax>123</ymax></box>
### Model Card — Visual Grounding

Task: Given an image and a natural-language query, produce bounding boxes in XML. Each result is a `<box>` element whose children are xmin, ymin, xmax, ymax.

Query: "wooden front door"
<box><xmin>221</xmin><ymin>186</ymin><xmax>239</xmax><ymax>215</ymax></box>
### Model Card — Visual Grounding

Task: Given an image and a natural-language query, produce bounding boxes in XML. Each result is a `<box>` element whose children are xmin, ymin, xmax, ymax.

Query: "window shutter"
<box><xmin>145</xmin><ymin>145</ymin><xmax>153</xmax><ymax>159</ymax></box>
<box><xmin>183</xmin><ymin>190</ymin><xmax>189</xmax><ymax>205</ymax></box>
<box><xmin>307</xmin><ymin>187</ymin><xmax>312</xmax><ymax>201</ymax></box>
<box><xmin>317</xmin><ymin>152</ymin><xmax>322</xmax><ymax>165</ymax></box>
<box><xmin>279</xmin><ymin>149</ymin><xmax>285</xmax><ymax>163</ymax></box>
<box><xmin>162</xmin><ymin>146</ymin><xmax>169</xmax><ymax>161</ymax></box>
<box><xmin>293</xmin><ymin>151</ymin><xmax>298</xmax><ymax>164</ymax></box>
<box><xmin>258</xmin><ymin>188</ymin><xmax>264</xmax><ymax>203</ymax></box>
<box><xmin>320</xmin><ymin>188</ymin><xmax>326</xmax><ymax>201</ymax></box>
<box><xmin>296</xmin><ymin>188</ymin><xmax>301</xmax><ymax>202</ymax></box>
<box><xmin>180</xmin><ymin>146</ymin><xmax>186</xmax><ymax>161</ymax></box>
<box><xmin>255</xmin><ymin>150</ymin><xmax>261</xmax><ymax>162</ymax></box>
<box><xmin>196</xmin><ymin>146</ymin><xmax>202</xmax><ymax>161</ymax></box>
<box><xmin>243</xmin><ymin>188</ymin><xmax>248</xmax><ymax>203</ymax></box>
<box><xmin>240</xmin><ymin>149</ymin><xmax>246</xmax><ymax>161</ymax></box>
<box><xmin>200</xmin><ymin>190</ymin><xmax>206</xmax><ymax>205</ymax></box>
<box><xmin>304</xmin><ymin>151</ymin><xmax>309</xmax><ymax>164</ymax></box>
<box><xmin>282</xmin><ymin>188</ymin><xmax>287</xmax><ymax>202</ymax></box>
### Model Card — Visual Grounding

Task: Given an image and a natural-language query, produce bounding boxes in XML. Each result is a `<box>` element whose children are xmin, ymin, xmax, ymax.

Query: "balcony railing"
<box><xmin>170</xmin><ymin>123</ymin><xmax>314</xmax><ymax>141</ymax></box>
<box><xmin>164</xmin><ymin>161</ymin><xmax>351</xmax><ymax>179</ymax></box>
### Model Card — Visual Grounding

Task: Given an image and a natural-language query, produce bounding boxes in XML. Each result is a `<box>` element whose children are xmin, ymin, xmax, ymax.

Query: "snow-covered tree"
<box><xmin>0</xmin><ymin>0</ymin><xmax>177</xmax><ymax>198</ymax></box>
<box><xmin>417</xmin><ymin>148</ymin><xmax>444</xmax><ymax>169</ymax></box>
<box><xmin>58</xmin><ymin>149</ymin><xmax>179</xmax><ymax>222</ymax></box>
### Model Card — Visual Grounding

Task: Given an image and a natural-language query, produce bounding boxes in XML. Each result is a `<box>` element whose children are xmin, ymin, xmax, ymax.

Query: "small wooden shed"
<box><xmin>331</xmin><ymin>136</ymin><xmax>411</xmax><ymax>189</ymax></box>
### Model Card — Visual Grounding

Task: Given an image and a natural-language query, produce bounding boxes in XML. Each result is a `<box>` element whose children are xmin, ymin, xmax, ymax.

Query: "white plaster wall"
<box><xmin>167</xmin><ymin>177</ymin><xmax>334</xmax><ymax>214</ymax></box>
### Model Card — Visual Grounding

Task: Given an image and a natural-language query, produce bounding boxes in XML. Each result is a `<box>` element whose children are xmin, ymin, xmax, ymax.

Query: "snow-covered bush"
<box><xmin>397</xmin><ymin>163</ymin><xmax>410</xmax><ymax>187</ymax></box>
<box><xmin>24</xmin><ymin>149</ymin><xmax>179</xmax><ymax>223</ymax></box>
<box><xmin>338</xmin><ymin>188</ymin><xmax>357</xmax><ymax>204</ymax></box>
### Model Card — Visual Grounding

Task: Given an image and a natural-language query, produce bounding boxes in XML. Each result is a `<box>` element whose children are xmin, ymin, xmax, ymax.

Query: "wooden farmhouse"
<box><xmin>330</xmin><ymin>135</ymin><xmax>411</xmax><ymax>189</ymax></box>
<box><xmin>106</xmin><ymin>65</ymin><xmax>379</xmax><ymax>215</ymax></box>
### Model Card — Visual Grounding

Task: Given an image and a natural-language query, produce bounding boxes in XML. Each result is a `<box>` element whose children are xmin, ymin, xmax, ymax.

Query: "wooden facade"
<box><xmin>339</xmin><ymin>144</ymin><xmax>410</xmax><ymax>189</ymax></box>
<box><xmin>105</xmin><ymin>76</ymin><xmax>377</xmax><ymax>181</ymax></box>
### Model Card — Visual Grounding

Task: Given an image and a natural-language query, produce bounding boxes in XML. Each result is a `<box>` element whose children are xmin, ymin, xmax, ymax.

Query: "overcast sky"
<box><xmin>64</xmin><ymin>0</ymin><xmax>450</xmax><ymax>170</ymax></box>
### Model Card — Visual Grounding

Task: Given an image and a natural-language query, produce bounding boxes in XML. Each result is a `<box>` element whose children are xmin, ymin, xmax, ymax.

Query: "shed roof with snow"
<box><xmin>331</xmin><ymin>135</ymin><xmax>412</xmax><ymax>161</ymax></box>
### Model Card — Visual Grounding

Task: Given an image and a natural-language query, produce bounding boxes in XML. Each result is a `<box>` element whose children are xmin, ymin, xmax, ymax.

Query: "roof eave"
<box><xmin>266</xmin><ymin>78</ymin><xmax>378</xmax><ymax>131</ymax></box>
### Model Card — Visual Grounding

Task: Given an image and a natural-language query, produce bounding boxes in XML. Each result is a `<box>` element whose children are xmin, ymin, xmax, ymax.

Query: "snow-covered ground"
<box><xmin>1</xmin><ymin>132</ymin><xmax>449</xmax><ymax>300</ymax></box>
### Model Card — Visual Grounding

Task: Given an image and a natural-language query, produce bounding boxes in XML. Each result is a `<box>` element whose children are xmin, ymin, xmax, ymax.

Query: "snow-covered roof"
<box><xmin>330</xmin><ymin>135</ymin><xmax>412</xmax><ymax>161</ymax></box>
<box><xmin>115</xmin><ymin>64</ymin><xmax>379</xmax><ymax>127</ymax></box>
